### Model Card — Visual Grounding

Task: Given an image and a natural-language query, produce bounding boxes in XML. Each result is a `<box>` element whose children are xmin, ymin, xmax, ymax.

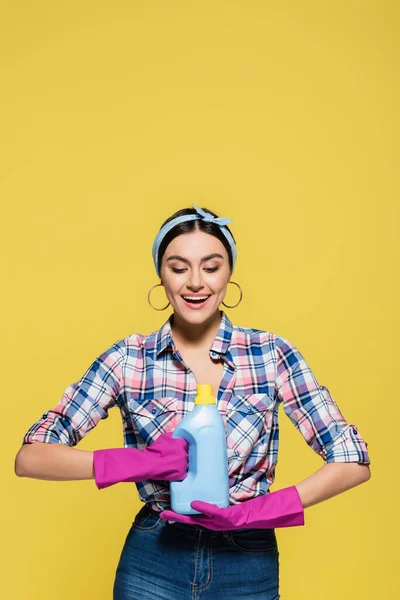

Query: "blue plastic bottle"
<box><xmin>170</xmin><ymin>384</ymin><xmax>229</xmax><ymax>515</ymax></box>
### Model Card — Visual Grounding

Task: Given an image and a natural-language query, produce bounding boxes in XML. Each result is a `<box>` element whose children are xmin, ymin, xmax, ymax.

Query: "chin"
<box><xmin>173</xmin><ymin>304</ymin><xmax>220</xmax><ymax>323</ymax></box>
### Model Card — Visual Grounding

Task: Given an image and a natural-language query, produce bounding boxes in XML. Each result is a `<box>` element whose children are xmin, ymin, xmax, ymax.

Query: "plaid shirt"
<box><xmin>23</xmin><ymin>310</ymin><xmax>370</xmax><ymax>512</ymax></box>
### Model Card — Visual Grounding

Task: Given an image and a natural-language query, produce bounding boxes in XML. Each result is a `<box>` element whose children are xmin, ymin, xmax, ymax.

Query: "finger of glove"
<box><xmin>160</xmin><ymin>510</ymin><xmax>210</xmax><ymax>525</ymax></box>
<box><xmin>143</xmin><ymin>434</ymin><xmax>189</xmax><ymax>480</ymax></box>
<box><xmin>147</xmin><ymin>433</ymin><xmax>189</xmax><ymax>455</ymax></box>
<box><xmin>190</xmin><ymin>501</ymin><xmax>221</xmax><ymax>516</ymax></box>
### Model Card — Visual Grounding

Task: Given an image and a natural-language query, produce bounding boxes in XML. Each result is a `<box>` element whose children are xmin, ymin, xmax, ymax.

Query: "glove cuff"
<box><xmin>93</xmin><ymin>447</ymin><xmax>142</xmax><ymax>490</ymax></box>
<box><xmin>248</xmin><ymin>485</ymin><xmax>305</xmax><ymax>528</ymax></box>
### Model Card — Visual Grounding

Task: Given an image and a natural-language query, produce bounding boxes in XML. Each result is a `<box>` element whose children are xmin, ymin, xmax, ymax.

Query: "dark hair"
<box><xmin>157</xmin><ymin>207</ymin><xmax>236</xmax><ymax>276</ymax></box>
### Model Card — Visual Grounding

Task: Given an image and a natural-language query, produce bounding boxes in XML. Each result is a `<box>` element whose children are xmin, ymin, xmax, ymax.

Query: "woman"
<box><xmin>15</xmin><ymin>204</ymin><xmax>371</xmax><ymax>599</ymax></box>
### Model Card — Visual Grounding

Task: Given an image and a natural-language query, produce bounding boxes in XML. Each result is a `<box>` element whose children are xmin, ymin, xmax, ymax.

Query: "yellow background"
<box><xmin>2</xmin><ymin>1</ymin><xmax>398</xmax><ymax>598</ymax></box>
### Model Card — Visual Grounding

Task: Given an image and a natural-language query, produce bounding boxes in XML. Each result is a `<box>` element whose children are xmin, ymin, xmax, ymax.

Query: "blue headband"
<box><xmin>152</xmin><ymin>204</ymin><xmax>237</xmax><ymax>277</ymax></box>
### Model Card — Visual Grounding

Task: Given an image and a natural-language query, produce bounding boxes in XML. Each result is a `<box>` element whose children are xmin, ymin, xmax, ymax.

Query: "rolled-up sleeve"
<box><xmin>274</xmin><ymin>335</ymin><xmax>370</xmax><ymax>465</ymax></box>
<box><xmin>22</xmin><ymin>338</ymin><xmax>126</xmax><ymax>446</ymax></box>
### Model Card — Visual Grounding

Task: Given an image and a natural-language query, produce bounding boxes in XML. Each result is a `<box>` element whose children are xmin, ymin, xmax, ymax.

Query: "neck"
<box><xmin>171</xmin><ymin>310</ymin><xmax>222</xmax><ymax>349</ymax></box>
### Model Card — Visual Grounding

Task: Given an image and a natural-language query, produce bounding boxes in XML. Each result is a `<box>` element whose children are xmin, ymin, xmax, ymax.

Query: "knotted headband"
<box><xmin>152</xmin><ymin>204</ymin><xmax>237</xmax><ymax>276</ymax></box>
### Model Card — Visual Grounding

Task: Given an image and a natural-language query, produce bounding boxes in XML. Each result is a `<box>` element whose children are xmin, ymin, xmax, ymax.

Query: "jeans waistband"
<box><xmin>140</xmin><ymin>503</ymin><xmax>218</xmax><ymax>533</ymax></box>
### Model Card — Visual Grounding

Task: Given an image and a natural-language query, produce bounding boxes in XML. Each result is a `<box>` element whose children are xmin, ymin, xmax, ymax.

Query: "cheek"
<box><xmin>212</xmin><ymin>284</ymin><xmax>228</xmax><ymax>298</ymax></box>
<box><xmin>163</xmin><ymin>279</ymin><xmax>183</xmax><ymax>295</ymax></box>
<box><xmin>217</xmin><ymin>274</ymin><xmax>230</xmax><ymax>289</ymax></box>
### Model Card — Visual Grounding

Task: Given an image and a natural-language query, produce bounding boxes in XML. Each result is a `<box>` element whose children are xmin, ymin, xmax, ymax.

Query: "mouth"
<box><xmin>180</xmin><ymin>295</ymin><xmax>212</xmax><ymax>309</ymax></box>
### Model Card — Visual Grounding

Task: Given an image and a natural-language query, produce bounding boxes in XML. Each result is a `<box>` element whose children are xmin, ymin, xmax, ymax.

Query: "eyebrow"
<box><xmin>166</xmin><ymin>253</ymin><xmax>224</xmax><ymax>264</ymax></box>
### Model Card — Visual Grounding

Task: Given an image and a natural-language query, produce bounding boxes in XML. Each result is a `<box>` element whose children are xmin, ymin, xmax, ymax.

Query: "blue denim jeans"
<box><xmin>113</xmin><ymin>503</ymin><xmax>280</xmax><ymax>599</ymax></box>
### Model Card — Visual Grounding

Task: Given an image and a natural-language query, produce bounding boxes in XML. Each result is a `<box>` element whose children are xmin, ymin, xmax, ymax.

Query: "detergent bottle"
<box><xmin>170</xmin><ymin>384</ymin><xmax>229</xmax><ymax>515</ymax></box>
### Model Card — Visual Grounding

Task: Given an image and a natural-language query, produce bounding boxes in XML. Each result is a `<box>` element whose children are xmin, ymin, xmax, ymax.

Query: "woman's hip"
<box><xmin>113</xmin><ymin>504</ymin><xmax>280</xmax><ymax>600</ymax></box>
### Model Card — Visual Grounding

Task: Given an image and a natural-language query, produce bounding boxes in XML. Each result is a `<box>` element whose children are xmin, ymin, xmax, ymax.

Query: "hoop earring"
<box><xmin>222</xmin><ymin>281</ymin><xmax>243</xmax><ymax>308</ymax></box>
<box><xmin>148</xmin><ymin>283</ymin><xmax>170</xmax><ymax>311</ymax></box>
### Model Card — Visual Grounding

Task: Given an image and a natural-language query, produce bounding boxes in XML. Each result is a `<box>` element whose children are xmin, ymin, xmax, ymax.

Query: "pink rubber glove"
<box><xmin>160</xmin><ymin>485</ymin><xmax>304</xmax><ymax>530</ymax></box>
<box><xmin>93</xmin><ymin>431</ymin><xmax>189</xmax><ymax>490</ymax></box>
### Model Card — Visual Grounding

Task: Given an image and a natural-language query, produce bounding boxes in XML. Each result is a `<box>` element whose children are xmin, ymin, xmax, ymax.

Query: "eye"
<box><xmin>170</xmin><ymin>267</ymin><xmax>220</xmax><ymax>274</ymax></box>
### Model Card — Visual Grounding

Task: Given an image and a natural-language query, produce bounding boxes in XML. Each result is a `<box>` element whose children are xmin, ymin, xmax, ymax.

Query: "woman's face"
<box><xmin>160</xmin><ymin>229</ymin><xmax>231</xmax><ymax>324</ymax></box>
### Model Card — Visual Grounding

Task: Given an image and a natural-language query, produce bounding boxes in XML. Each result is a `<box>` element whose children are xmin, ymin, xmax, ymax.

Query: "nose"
<box><xmin>186</xmin><ymin>267</ymin><xmax>204</xmax><ymax>291</ymax></box>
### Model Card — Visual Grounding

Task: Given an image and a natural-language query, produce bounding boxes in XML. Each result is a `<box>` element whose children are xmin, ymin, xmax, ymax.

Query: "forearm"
<box><xmin>294</xmin><ymin>462</ymin><xmax>371</xmax><ymax>509</ymax></box>
<box><xmin>14</xmin><ymin>442</ymin><xmax>94</xmax><ymax>481</ymax></box>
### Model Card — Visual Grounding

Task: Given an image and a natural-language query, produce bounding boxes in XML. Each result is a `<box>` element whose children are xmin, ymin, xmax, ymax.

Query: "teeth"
<box><xmin>183</xmin><ymin>296</ymin><xmax>209</xmax><ymax>300</ymax></box>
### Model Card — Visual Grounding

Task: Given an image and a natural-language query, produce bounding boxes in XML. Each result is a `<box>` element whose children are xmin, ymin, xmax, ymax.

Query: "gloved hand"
<box><xmin>93</xmin><ymin>431</ymin><xmax>189</xmax><ymax>490</ymax></box>
<box><xmin>160</xmin><ymin>485</ymin><xmax>304</xmax><ymax>530</ymax></box>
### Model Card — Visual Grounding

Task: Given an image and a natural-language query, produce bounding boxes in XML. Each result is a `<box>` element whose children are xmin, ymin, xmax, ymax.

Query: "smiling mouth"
<box><xmin>181</xmin><ymin>295</ymin><xmax>211</xmax><ymax>305</ymax></box>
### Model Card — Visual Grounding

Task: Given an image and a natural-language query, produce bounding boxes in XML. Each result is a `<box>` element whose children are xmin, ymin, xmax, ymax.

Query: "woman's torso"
<box><xmin>23</xmin><ymin>311</ymin><xmax>325</xmax><ymax>512</ymax></box>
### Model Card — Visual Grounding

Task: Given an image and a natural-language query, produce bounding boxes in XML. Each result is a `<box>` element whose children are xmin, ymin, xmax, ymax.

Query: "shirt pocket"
<box><xmin>127</xmin><ymin>396</ymin><xmax>178</xmax><ymax>445</ymax></box>
<box><xmin>225</xmin><ymin>393</ymin><xmax>275</xmax><ymax>459</ymax></box>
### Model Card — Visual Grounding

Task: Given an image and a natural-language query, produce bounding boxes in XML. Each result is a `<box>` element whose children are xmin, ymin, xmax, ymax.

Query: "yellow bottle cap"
<box><xmin>194</xmin><ymin>384</ymin><xmax>216</xmax><ymax>404</ymax></box>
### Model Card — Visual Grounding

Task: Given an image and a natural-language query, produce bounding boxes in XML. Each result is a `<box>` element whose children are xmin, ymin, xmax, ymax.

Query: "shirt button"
<box><xmin>152</xmin><ymin>409</ymin><xmax>157</xmax><ymax>414</ymax></box>
<box><xmin>352</xmin><ymin>428</ymin><xmax>358</xmax><ymax>434</ymax></box>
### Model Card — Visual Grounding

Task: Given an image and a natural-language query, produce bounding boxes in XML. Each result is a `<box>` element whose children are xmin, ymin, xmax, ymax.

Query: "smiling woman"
<box><xmin>162</xmin><ymin>235</ymin><xmax>229</xmax><ymax>315</ymax></box>
<box><xmin>150</xmin><ymin>205</ymin><xmax>242</xmax><ymax>339</ymax></box>
<box><xmin>169</xmin><ymin>252</ymin><xmax>223</xmax><ymax>307</ymax></box>
<box><xmin>169</xmin><ymin>252</ymin><xmax>223</xmax><ymax>309</ymax></box>
<box><xmin>15</xmin><ymin>204</ymin><xmax>370</xmax><ymax>600</ymax></box>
